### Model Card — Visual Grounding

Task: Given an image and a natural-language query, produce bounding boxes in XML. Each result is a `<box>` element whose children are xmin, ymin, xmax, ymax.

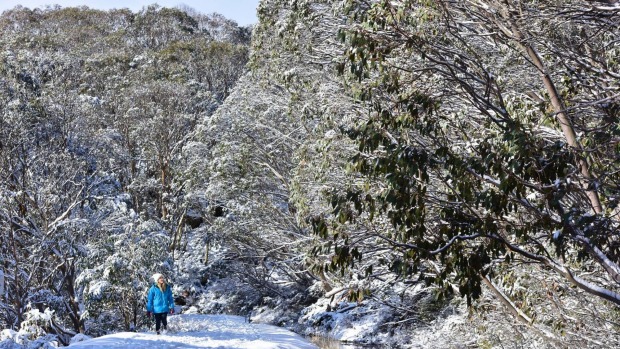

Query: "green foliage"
<box><xmin>307</xmin><ymin>0</ymin><xmax>620</xmax><ymax>309</ymax></box>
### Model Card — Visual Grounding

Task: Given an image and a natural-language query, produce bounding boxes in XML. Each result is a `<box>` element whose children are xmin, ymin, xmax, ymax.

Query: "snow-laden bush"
<box><xmin>0</xmin><ymin>306</ymin><xmax>59</xmax><ymax>349</ymax></box>
<box><xmin>18</xmin><ymin>307</ymin><xmax>55</xmax><ymax>341</ymax></box>
<box><xmin>68</xmin><ymin>333</ymin><xmax>92</xmax><ymax>345</ymax></box>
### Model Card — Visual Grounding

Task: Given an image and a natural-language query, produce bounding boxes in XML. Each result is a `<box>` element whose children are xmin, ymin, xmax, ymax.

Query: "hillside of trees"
<box><xmin>0</xmin><ymin>3</ymin><xmax>251</xmax><ymax>344</ymax></box>
<box><xmin>1</xmin><ymin>1</ymin><xmax>620</xmax><ymax>348</ymax></box>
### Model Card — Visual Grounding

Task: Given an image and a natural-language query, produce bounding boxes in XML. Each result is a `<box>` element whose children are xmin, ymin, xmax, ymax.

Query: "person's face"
<box><xmin>158</xmin><ymin>276</ymin><xmax>165</xmax><ymax>284</ymax></box>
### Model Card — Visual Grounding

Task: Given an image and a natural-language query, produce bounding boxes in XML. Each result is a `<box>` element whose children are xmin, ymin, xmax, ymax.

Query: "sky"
<box><xmin>0</xmin><ymin>0</ymin><xmax>260</xmax><ymax>26</ymax></box>
<box><xmin>62</xmin><ymin>314</ymin><xmax>320</xmax><ymax>348</ymax></box>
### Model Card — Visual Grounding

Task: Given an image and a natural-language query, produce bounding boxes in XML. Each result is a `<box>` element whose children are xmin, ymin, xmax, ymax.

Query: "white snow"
<box><xmin>66</xmin><ymin>314</ymin><xmax>319</xmax><ymax>349</ymax></box>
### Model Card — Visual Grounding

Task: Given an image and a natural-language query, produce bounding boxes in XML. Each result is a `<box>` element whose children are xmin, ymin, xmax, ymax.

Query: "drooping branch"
<box><xmin>498</xmin><ymin>235</ymin><xmax>620</xmax><ymax>306</ymax></box>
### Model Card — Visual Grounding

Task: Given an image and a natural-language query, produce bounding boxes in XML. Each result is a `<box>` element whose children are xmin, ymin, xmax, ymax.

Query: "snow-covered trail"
<box><xmin>67</xmin><ymin>314</ymin><xmax>319</xmax><ymax>348</ymax></box>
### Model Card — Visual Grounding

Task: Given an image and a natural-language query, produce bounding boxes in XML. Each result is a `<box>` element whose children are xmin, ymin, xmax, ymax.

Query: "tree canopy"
<box><xmin>310</xmin><ymin>0</ymin><xmax>620</xmax><ymax>309</ymax></box>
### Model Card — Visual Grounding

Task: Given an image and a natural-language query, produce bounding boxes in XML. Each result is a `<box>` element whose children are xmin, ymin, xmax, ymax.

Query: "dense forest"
<box><xmin>1</xmin><ymin>1</ymin><xmax>619</xmax><ymax>348</ymax></box>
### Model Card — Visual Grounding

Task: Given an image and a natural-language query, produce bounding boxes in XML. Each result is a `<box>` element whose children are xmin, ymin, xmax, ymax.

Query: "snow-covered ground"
<box><xmin>67</xmin><ymin>314</ymin><xmax>319</xmax><ymax>348</ymax></box>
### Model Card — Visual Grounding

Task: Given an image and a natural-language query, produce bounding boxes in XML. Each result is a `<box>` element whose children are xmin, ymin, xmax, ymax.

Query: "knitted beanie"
<box><xmin>152</xmin><ymin>273</ymin><xmax>164</xmax><ymax>283</ymax></box>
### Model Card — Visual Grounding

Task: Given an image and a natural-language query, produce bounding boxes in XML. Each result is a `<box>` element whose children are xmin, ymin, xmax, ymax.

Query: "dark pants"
<box><xmin>154</xmin><ymin>312</ymin><xmax>168</xmax><ymax>332</ymax></box>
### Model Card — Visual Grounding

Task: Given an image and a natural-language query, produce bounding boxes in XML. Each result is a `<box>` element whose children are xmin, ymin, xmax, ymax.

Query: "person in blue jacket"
<box><xmin>146</xmin><ymin>273</ymin><xmax>175</xmax><ymax>334</ymax></box>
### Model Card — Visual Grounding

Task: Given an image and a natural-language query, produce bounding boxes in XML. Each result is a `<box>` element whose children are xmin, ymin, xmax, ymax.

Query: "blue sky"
<box><xmin>0</xmin><ymin>0</ymin><xmax>260</xmax><ymax>26</ymax></box>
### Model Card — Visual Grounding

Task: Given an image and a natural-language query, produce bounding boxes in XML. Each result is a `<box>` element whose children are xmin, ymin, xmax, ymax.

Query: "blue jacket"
<box><xmin>146</xmin><ymin>284</ymin><xmax>174</xmax><ymax>314</ymax></box>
